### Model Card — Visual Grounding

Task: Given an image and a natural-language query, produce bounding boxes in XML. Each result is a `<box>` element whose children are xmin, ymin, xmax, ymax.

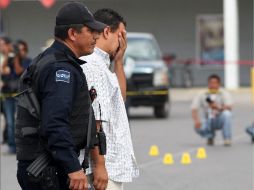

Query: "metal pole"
<box><xmin>252</xmin><ymin>0</ymin><xmax>254</xmax><ymax>104</ymax></box>
<box><xmin>223</xmin><ymin>0</ymin><xmax>239</xmax><ymax>89</ymax></box>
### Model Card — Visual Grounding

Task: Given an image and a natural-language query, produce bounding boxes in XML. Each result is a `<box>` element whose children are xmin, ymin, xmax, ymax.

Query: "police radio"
<box><xmin>89</xmin><ymin>86</ymin><xmax>107</xmax><ymax>155</ymax></box>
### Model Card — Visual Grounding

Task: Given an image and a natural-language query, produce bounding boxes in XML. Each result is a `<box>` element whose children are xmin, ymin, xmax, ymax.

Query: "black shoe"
<box><xmin>207</xmin><ymin>138</ymin><xmax>214</xmax><ymax>146</ymax></box>
<box><xmin>252</xmin><ymin>137</ymin><xmax>254</xmax><ymax>143</ymax></box>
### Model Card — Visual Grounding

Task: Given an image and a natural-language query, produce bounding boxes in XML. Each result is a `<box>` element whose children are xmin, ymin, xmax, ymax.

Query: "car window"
<box><xmin>126</xmin><ymin>37</ymin><xmax>162</xmax><ymax>61</ymax></box>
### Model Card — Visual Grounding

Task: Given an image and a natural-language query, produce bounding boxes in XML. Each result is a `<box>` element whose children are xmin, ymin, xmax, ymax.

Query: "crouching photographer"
<box><xmin>191</xmin><ymin>75</ymin><xmax>233</xmax><ymax>146</ymax></box>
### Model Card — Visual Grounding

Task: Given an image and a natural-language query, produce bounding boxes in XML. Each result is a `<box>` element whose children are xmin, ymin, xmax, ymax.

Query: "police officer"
<box><xmin>15</xmin><ymin>2</ymin><xmax>107</xmax><ymax>190</ymax></box>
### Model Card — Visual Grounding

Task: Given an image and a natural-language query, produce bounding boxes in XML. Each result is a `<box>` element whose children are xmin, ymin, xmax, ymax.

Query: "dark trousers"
<box><xmin>17</xmin><ymin>161</ymin><xmax>69</xmax><ymax>190</ymax></box>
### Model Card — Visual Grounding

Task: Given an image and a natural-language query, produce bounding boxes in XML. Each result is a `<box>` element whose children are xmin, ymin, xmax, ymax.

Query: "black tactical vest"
<box><xmin>15</xmin><ymin>53</ymin><xmax>93</xmax><ymax>161</ymax></box>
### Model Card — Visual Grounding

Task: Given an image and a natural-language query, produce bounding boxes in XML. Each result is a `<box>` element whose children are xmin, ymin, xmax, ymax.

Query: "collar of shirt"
<box><xmin>51</xmin><ymin>40</ymin><xmax>86</xmax><ymax>66</ymax></box>
<box><xmin>94</xmin><ymin>47</ymin><xmax>111</xmax><ymax>68</ymax></box>
<box><xmin>206</xmin><ymin>88</ymin><xmax>222</xmax><ymax>94</ymax></box>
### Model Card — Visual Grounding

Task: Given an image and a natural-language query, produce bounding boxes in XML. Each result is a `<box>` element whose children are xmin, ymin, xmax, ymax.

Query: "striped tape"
<box><xmin>127</xmin><ymin>90</ymin><xmax>169</xmax><ymax>96</ymax></box>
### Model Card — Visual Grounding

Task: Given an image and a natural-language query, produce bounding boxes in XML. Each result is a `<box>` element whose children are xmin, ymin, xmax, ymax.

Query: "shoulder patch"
<box><xmin>56</xmin><ymin>70</ymin><xmax>70</xmax><ymax>83</ymax></box>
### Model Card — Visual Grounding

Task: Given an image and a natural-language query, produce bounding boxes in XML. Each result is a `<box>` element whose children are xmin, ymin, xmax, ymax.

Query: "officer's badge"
<box><xmin>56</xmin><ymin>70</ymin><xmax>70</xmax><ymax>83</ymax></box>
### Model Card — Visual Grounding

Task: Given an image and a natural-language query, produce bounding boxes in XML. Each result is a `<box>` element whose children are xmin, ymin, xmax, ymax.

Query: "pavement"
<box><xmin>1</xmin><ymin>88</ymin><xmax>253</xmax><ymax>190</ymax></box>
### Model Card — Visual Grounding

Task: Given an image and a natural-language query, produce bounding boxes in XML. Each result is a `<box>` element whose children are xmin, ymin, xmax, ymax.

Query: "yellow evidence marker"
<box><xmin>149</xmin><ymin>145</ymin><xmax>159</xmax><ymax>156</ymax></box>
<box><xmin>163</xmin><ymin>153</ymin><xmax>174</xmax><ymax>165</ymax></box>
<box><xmin>181</xmin><ymin>152</ymin><xmax>192</xmax><ymax>165</ymax></box>
<box><xmin>196</xmin><ymin>147</ymin><xmax>207</xmax><ymax>159</ymax></box>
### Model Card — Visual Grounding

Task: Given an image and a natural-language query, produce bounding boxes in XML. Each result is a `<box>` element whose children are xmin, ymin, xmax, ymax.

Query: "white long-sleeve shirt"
<box><xmin>79</xmin><ymin>47</ymin><xmax>139</xmax><ymax>183</ymax></box>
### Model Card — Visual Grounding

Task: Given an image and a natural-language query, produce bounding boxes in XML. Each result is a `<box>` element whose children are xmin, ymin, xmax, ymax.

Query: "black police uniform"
<box><xmin>16</xmin><ymin>40</ymin><xmax>97</xmax><ymax>190</ymax></box>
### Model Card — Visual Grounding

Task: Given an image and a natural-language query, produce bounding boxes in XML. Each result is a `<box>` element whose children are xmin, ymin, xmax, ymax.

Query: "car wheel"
<box><xmin>154</xmin><ymin>102</ymin><xmax>170</xmax><ymax>118</ymax></box>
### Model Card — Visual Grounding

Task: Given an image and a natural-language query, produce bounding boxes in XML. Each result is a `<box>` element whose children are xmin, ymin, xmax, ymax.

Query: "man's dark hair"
<box><xmin>16</xmin><ymin>39</ymin><xmax>29</xmax><ymax>53</ymax></box>
<box><xmin>0</xmin><ymin>36</ymin><xmax>12</xmax><ymax>44</ymax></box>
<box><xmin>54</xmin><ymin>24</ymin><xmax>84</xmax><ymax>40</ymax></box>
<box><xmin>94</xmin><ymin>8</ymin><xmax>126</xmax><ymax>32</ymax></box>
<box><xmin>208</xmin><ymin>74</ymin><xmax>221</xmax><ymax>83</ymax></box>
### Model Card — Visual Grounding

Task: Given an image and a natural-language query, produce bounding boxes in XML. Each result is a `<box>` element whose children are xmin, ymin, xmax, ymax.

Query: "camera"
<box><xmin>12</xmin><ymin>43</ymin><xmax>20</xmax><ymax>56</ymax></box>
<box><xmin>206</xmin><ymin>96</ymin><xmax>213</xmax><ymax>104</ymax></box>
<box><xmin>206</xmin><ymin>95</ymin><xmax>215</xmax><ymax>104</ymax></box>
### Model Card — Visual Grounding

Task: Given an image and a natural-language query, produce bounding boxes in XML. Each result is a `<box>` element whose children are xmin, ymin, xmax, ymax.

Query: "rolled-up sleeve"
<box><xmin>39</xmin><ymin>64</ymin><xmax>82</xmax><ymax>174</ymax></box>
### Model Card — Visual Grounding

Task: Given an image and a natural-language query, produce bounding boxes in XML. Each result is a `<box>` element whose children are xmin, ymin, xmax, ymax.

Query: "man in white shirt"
<box><xmin>80</xmin><ymin>9</ymin><xmax>139</xmax><ymax>190</ymax></box>
<box><xmin>191</xmin><ymin>75</ymin><xmax>233</xmax><ymax>146</ymax></box>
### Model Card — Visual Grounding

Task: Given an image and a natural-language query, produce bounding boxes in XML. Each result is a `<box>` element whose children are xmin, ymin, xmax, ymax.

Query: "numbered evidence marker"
<box><xmin>181</xmin><ymin>152</ymin><xmax>192</xmax><ymax>165</ymax></box>
<box><xmin>196</xmin><ymin>147</ymin><xmax>207</xmax><ymax>159</ymax></box>
<box><xmin>149</xmin><ymin>145</ymin><xmax>159</xmax><ymax>156</ymax></box>
<box><xmin>163</xmin><ymin>153</ymin><xmax>174</xmax><ymax>165</ymax></box>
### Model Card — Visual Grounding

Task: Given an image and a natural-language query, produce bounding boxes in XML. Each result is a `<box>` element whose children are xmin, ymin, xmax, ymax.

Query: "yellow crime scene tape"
<box><xmin>0</xmin><ymin>93</ymin><xmax>18</xmax><ymax>100</ymax></box>
<box><xmin>2</xmin><ymin>90</ymin><xmax>168</xmax><ymax>99</ymax></box>
<box><xmin>126</xmin><ymin>90</ymin><xmax>169</xmax><ymax>96</ymax></box>
<box><xmin>252</xmin><ymin>67</ymin><xmax>254</xmax><ymax>104</ymax></box>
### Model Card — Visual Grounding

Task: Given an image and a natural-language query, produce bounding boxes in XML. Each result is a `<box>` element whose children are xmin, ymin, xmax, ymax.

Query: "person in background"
<box><xmin>191</xmin><ymin>74</ymin><xmax>233</xmax><ymax>146</ymax></box>
<box><xmin>16</xmin><ymin>39</ymin><xmax>32</xmax><ymax>69</ymax></box>
<box><xmin>0</xmin><ymin>42</ymin><xmax>8</xmax><ymax>145</ymax></box>
<box><xmin>0</xmin><ymin>36</ymin><xmax>27</xmax><ymax>153</ymax></box>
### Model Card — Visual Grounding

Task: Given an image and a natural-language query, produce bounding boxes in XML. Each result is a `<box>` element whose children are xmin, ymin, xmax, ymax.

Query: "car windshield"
<box><xmin>126</xmin><ymin>37</ymin><xmax>162</xmax><ymax>60</ymax></box>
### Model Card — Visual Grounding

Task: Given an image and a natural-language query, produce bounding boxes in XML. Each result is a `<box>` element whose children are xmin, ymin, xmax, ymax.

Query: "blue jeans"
<box><xmin>246</xmin><ymin>125</ymin><xmax>254</xmax><ymax>137</ymax></box>
<box><xmin>196</xmin><ymin>110</ymin><xmax>232</xmax><ymax>140</ymax></box>
<box><xmin>2</xmin><ymin>97</ymin><xmax>16</xmax><ymax>152</ymax></box>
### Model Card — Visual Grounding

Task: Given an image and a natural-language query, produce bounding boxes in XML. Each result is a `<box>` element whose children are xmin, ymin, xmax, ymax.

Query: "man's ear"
<box><xmin>102</xmin><ymin>26</ymin><xmax>110</xmax><ymax>39</ymax></box>
<box><xmin>68</xmin><ymin>28</ymin><xmax>77</xmax><ymax>41</ymax></box>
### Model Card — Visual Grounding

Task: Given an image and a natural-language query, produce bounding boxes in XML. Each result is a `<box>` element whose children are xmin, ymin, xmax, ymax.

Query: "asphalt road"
<box><xmin>1</xmin><ymin>89</ymin><xmax>253</xmax><ymax>190</ymax></box>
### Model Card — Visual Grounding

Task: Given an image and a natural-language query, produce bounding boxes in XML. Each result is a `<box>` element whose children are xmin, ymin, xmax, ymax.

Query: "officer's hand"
<box><xmin>114</xmin><ymin>30</ymin><xmax>127</xmax><ymax>63</ymax></box>
<box><xmin>93</xmin><ymin>164</ymin><xmax>108</xmax><ymax>190</ymax></box>
<box><xmin>68</xmin><ymin>170</ymin><xmax>88</xmax><ymax>190</ymax></box>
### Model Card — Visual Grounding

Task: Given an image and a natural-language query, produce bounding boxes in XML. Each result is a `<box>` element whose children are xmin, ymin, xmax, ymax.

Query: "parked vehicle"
<box><xmin>125</xmin><ymin>32</ymin><xmax>170</xmax><ymax>118</ymax></box>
